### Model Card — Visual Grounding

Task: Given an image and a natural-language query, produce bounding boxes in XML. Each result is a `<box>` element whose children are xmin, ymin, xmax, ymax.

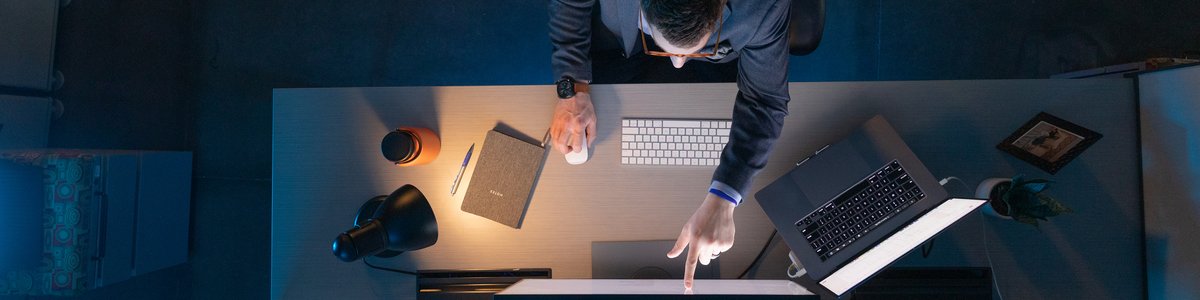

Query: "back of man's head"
<box><xmin>642</xmin><ymin>0</ymin><xmax>723</xmax><ymax>48</ymax></box>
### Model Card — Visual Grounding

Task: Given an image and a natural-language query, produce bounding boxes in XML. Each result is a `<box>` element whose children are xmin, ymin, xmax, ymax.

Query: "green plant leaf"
<box><xmin>1025</xmin><ymin>204</ymin><xmax>1053</xmax><ymax>219</ymax></box>
<box><xmin>997</xmin><ymin>176</ymin><xmax>1066</xmax><ymax>228</ymax></box>
<box><xmin>1006</xmin><ymin>192</ymin><xmax>1035</xmax><ymax>209</ymax></box>
<box><xmin>1041</xmin><ymin>194</ymin><xmax>1072</xmax><ymax>214</ymax></box>
<box><xmin>1024</xmin><ymin>182</ymin><xmax>1050</xmax><ymax>193</ymax></box>
<box><xmin>1014</xmin><ymin>214</ymin><xmax>1040</xmax><ymax>227</ymax></box>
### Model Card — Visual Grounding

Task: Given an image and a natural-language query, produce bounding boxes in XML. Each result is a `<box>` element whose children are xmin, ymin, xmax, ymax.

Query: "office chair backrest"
<box><xmin>788</xmin><ymin>0</ymin><xmax>825</xmax><ymax>56</ymax></box>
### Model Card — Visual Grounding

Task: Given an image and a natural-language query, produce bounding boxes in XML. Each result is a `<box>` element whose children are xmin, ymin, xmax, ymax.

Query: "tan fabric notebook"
<box><xmin>461</xmin><ymin>130</ymin><xmax>547</xmax><ymax>228</ymax></box>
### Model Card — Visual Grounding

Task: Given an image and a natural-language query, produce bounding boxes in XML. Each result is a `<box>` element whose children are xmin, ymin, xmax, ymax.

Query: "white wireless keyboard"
<box><xmin>621</xmin><ymin>118</ymin><xmax>732</xmax><ymax>166</ymax></box>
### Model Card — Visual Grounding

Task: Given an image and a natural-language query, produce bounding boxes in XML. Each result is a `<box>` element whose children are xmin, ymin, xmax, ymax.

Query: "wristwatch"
<box><xmin>556</xmin><ymin>76</ymin><xmax>589</xmax><ymax>99</ymax></box>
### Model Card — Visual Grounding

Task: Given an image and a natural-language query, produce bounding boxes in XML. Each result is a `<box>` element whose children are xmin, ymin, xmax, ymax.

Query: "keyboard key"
<box><xmin>663</xmin><ymin>120</ymin><xmax>702</xmax><ymax>128</ymax></box>
<box><xmin>806</xmin><ymin>228</ymin><xmax>824</xmax><ymax>240</ymax></box>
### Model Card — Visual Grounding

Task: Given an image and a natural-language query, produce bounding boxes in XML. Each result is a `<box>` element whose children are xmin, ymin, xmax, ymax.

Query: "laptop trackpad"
<box><xmin>791</xmin><ymin>142</ymin><xmax>873</xmax><ymax>206</ymax></box>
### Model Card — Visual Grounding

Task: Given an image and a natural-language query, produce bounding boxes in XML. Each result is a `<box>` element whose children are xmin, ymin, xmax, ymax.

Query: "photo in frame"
<box><xmin>997</xmin><ymin>112</ymin><xmax>1102</xmax><ymax>174</ymax></box>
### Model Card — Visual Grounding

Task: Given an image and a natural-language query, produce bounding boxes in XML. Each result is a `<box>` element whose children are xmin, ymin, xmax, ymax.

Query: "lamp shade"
<box><xmin>332</xmin><ymin>184</ymin><xmax>438</xmax><ymax>262</ymax></box>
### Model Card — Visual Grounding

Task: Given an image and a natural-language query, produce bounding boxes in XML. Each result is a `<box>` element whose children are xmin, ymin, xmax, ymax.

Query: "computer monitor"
<box><xmin>494</xmin><ymin>279</ymin><xmax>816</xmax><ymax>299</ymax></box>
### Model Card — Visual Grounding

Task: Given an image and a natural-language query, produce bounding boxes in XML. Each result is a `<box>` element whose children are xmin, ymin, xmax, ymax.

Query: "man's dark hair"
<box><xmin>642</xmin><ymin>0</ymin><xmax>723</xmax><ymax>48</ymax></box>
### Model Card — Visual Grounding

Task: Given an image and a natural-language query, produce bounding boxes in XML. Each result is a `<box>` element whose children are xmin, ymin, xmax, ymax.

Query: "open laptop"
<box><xmin>755</xmin><ymin>115</ymin><xmax>985</xmax><ymax>298</ymax></box>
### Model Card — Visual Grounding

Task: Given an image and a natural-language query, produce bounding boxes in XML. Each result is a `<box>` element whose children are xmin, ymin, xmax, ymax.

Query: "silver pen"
<box><xmin>450</xmin><ymin>143</ymin><xmax>474</xmax><ymax>195</ymax></box>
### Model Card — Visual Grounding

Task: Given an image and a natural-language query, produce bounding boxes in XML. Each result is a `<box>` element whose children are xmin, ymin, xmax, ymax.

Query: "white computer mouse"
<box><xmin>565</xmin><ymin>133</ymin><xmax>590</xmax><ymax>165</ymax></box>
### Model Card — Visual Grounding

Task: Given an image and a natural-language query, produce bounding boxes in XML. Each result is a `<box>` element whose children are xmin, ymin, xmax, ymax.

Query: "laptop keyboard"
<box><xmin>795</xmin><ymin>160</ymin><xmax>926</xmax><ymax>261</ymax></box>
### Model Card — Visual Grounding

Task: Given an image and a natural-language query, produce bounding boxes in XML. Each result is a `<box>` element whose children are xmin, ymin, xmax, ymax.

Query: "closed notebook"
<box><xmin>461</xmin><ymin>130</ymin><xmax>548</xmax><ymax>229</ymax></box>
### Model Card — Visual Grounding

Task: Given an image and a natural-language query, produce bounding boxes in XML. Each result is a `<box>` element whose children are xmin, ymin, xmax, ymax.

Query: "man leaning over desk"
<box><xmin>547</xmin><ymin>0</ymin><xmax>791</xmax><ymax>289</ymax></box>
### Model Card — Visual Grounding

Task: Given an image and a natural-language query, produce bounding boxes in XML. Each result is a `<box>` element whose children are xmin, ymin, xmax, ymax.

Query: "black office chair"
<box><xmin>788</xmin><ymin>0</ymin><xmax>825</xmax><ymax>56</ymax></box>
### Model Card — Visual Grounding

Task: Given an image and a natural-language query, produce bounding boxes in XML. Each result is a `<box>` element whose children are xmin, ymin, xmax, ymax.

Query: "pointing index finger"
<box><xmin>684</xmin><ymin>244</ymin><xmax>700</xmax><ymax>289</ymax></box>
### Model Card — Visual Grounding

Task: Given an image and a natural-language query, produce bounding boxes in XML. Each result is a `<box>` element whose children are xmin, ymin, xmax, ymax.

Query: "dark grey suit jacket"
<box><xmin>549</xmin><ymin>0</ymin><xmax>791</xmax><ymax>198</ymax></box>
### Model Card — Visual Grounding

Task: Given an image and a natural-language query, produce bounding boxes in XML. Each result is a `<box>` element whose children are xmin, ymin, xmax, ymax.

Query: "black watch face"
<box><xmin>557</xmin><ymin>80</ymin><xmax>574</xmax><ymax>99</ymax></box>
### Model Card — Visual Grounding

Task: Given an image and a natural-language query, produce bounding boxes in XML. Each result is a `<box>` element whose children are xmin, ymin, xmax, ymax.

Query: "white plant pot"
<box><xmin>976</xmin><ymin>178</ymin><xmax>1012</xmax><ymax>220</ymax></box>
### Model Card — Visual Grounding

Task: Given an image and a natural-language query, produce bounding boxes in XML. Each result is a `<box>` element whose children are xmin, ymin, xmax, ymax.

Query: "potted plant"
<box><xmin>975</xmin><ymin>175</ymin><xmax>1072</xmax><ymax>227</ymax></box>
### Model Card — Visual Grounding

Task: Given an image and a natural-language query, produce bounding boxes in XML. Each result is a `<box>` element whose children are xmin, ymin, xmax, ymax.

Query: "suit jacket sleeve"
<box><xmin>548</xmin><ymin>0</ymin><xmax>595</xmax><ymax>83</ymax></box>
<box><xmin>712</xmin><ymin>0</ymin><xmax>791</xmax><ymax>197</ymax></box>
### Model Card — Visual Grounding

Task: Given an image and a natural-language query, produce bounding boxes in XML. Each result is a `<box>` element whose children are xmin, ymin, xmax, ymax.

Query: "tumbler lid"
<box><xmin>382</xmin><ymin>130</ymin><xmax>418</xmax><ymax>164</ymax></box>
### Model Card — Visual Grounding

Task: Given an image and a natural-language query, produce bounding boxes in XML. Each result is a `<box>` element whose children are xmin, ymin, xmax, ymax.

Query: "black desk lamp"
<box><xmin>332</xmin><ymin>184</ymin><xmax>438</xmax><ymax>263</ymax></box>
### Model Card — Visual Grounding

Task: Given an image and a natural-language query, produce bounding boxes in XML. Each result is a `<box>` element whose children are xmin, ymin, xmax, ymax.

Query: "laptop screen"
<box><xmin>819</xmin><ymin>198</ymin><xmax>985</xmax><ymax>295</ymax></box>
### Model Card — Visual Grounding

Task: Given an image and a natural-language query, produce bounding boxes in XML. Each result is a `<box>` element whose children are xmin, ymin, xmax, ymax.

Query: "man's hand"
<box><xmin>667</xmin><ymin>193</ymin><xmax>736</xmax><ymax>289</ymax></box>
<box><xmin>550</xmin><ymin>92</ymin><xmax>597</xmax><ymax>154</ymax></box>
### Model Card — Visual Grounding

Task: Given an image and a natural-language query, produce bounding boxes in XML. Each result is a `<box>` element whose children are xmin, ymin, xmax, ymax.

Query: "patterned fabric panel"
<box><xmin>0</xmin><ymin>152</ymin><xmax>96</xmax><ymax>296</ymax></box>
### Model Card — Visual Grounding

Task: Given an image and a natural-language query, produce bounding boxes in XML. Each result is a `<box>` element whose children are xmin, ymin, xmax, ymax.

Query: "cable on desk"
<box><xmin>363</xmin><ymin>256</ymin><xmax>419</xmax><ymax>276</ymax></box>
<box><xmin>938</xmin><ymin>176</ymin><xmax>971</xmax><ymax>192</ymax></box>
<box><xmin>981</xmin><ymin>212</ymin><xmax>1005</xmax><ymax>300</ymax></box>
<box><xmin>920</xmin><ymin>236</ymin><xmax>936</xmax><ymax>258</ymax></box>
<box><xmin>737</xmin><ymin>229</ymin><xmax>778</xmax><ymax>279</ymax></box>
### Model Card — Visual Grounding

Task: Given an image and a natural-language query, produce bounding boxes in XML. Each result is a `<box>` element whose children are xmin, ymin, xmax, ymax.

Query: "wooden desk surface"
<box><xmin>272</xmin><ymin>80</ymin><xmax>1142</xmax><ymax>299</ymax></box>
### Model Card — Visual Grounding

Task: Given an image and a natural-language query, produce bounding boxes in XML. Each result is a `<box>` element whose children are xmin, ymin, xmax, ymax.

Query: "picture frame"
<box><xmin>997</xmin><ymin>112</ymin><xmax>1103</xmax><ymax>174</ymax></box>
